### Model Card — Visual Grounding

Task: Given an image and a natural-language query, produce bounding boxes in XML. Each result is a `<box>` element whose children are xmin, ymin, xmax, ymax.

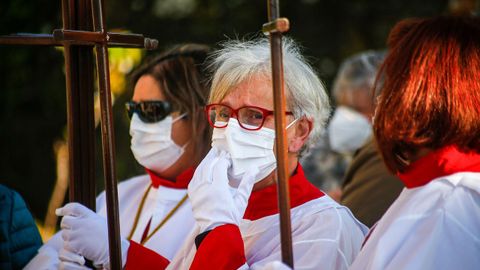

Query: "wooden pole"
<box><xmin>90</xmin><ymin>0</ymin><xmax>122</xmax><ymax>268</ymax></box>
<box><xmin>264</xmin><ymin>0</ymin><xmax>293</xmax><ymax>267</ymax></box>
<box><xmin>62</xmin><ymin>0</ymin><xmax>97</xmax><ymax>210</ymax></box>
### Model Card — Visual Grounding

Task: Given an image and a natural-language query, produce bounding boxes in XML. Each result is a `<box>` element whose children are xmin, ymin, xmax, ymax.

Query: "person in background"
<box><xmin>25</xmin><ymin>44</ymin><xmax>212</xmax><ymax>269</ymax></box>
<box><xmin>340</xmin><ymin>138</ymin><xmax>404</xmax><ymax>228</ymax></box>
<box><xmin>337</xmin><ymin>51</ymin><xmax>404</xmax><ymax>228</ymax></box>
<box><xmin>350</xmin><ymin>15</ymin><xmax>480</xmax><ymax>269</ymax></box>
<box><xmin>0</xmin><ymin>184</ymin><xmax>42</xmax><ymax>270</ymax></box>
<box><xmin>301</xmin><ymin>50</ymin><xmax>384</xmax><ymax>200</ymax></box>
<box><xmin>162</xmin><ymin>37</ymin><xmax>367</xmax><ymax>270</ymax></box>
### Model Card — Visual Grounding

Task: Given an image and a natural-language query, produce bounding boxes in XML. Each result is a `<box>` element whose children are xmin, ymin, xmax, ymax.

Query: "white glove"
<box><xmin>188</xmin><ymin>148</ymin><xmax>259</xmax><ymax>233</ymax></box>
<box><xmin>260</xmin><ymin>261</ymin><xmax>292</xmax><ymax>270</ymax></box>
<box><xmin>58</xmin><ymin>248</ymin><xmax>91</xmax><ymax>270</ymax></box>
<box><xmin>56</xmin><ymin>203</ymin><xmax>130</xmax><ymax>269</ymax></box>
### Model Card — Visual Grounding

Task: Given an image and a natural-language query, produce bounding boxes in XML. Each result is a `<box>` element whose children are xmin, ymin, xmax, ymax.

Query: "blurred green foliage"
<box><xmin>0</xmin><ymin>0</ymin><xmax>448</xmax><ymax>221</ymax></box>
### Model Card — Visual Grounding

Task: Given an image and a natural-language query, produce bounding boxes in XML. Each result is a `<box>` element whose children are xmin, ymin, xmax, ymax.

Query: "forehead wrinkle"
<box><xmin>221</xmin><ymin>76</ymin><xmax>263</xmax><ymax>108</ymax></box>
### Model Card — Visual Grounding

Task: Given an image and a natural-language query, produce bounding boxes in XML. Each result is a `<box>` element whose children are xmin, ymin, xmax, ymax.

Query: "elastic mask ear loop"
<box><xmin>180</xmin><ymin>140</ymin><xmax>191</xmax><ymax>151</ymax></box>
<box><xmin>171</xmin><ymin>112</ymin><xmax>190</xmax><ymax>150</ymax></box>
<box><xmin>172</xmin><ymin>112</ymin><xmax>188</xmax><ymax>123</ymax></box>
<box><xmin>286</xmin><ymin>118</ymin><xmax>299</xmax><ymax>129</ymax></box>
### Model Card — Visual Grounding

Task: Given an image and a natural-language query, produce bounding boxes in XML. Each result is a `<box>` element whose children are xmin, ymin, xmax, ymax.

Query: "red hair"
<box><xmin>374</xmin><ymin>16</ymin><xmax>480</xmax><ymax>173</ymax></box>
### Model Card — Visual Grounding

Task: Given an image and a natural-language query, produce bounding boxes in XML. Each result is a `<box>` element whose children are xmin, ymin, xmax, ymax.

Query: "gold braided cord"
<box><xmin>127</xmin><ymin>184</ymin><xmax>153</xmax><ymax>240</ymax></box>
<box><xmin>127</xmin><ymin>183</ymin><xmax>189</xmax><ymax>245</ymax></box>
<box><xmin>140</xmin><ymin>194</ymin><xmax>188</xmax><ymax>245</ymax></box>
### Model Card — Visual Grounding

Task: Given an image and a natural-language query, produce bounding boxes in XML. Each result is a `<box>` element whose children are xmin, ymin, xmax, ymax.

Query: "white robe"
<box><xmin>24</xmin><ymin>174</ymin><xmax>195</xmax><ymax>269</ymax></box>
<box><xmin>168</xmin><ymin>195</ymin><xmax>368</xmax><ymax>270</ymax></box>
<box><xmin>350</xmin><ymin>172</ymin><xmax>480</xmax><ymax>270</ymax></box>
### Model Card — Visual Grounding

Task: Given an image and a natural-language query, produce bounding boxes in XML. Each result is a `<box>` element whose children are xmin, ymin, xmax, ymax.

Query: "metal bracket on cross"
<box><xmin>262</xmin><ymin>17</ymin><xmax>290</xmax><ymax>35</ymax></box>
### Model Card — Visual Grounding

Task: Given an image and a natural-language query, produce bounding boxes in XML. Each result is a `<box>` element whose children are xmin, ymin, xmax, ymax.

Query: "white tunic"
<box><xmin>350</xmin><ymin>172</ymin><xmax>480</xmax><ymax>270</ymax></box>
<box><xmin>168</xmin><ymin>195</ymin><xmax>368</xmax><ymax>270</ymax></box>
<box><xmin>25</xmin><ymin>174</ymin><xmax>195</xmax><ymax>269</ymax></box>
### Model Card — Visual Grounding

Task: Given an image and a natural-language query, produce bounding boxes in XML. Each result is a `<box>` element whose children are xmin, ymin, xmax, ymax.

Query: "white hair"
<box><xmin>208</xmin><ymin>37</ymin><xmax>331</xmax><ymax>154</ymax></box>
<box><xmin>332</xmin><ymin>50</ymin><xmax>386</xmax><ymax>104</ymax></box>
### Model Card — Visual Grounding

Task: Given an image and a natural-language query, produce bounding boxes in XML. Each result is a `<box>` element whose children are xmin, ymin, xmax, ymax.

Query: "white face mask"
<box><xmin>129</xmin><ymin>113</ymin><xmax>187</xmax><ymax>173</ymax></box>
<box><xmin>212</xmin><ymin>118</ymin><xmax>298</xmax><ymax>186</ymax></box>
<box><xmin>328</xmin><ymin>106</ymin><xmax>372</xmax><ymax>154</ymax></box>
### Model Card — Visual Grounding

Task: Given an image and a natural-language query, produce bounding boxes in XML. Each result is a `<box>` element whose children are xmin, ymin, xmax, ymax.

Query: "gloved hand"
<box><xmin>58</xmin><ymin>248</ymin><xmax>91</xmax><ymax>270</ymax></box>
<box><xmin>56</xmin><ymin>203</ymin><xmax>130</xmax><ymax>269</ymax></box>
<box><xmin>188</xmin><ymin>148</ymin><xmax>259</xmax><ymax>233</ymax></box>
<box><xmin>261</xmin><ymin>261</ymin><xmax>293</xmax><ymax>270</ymax></box>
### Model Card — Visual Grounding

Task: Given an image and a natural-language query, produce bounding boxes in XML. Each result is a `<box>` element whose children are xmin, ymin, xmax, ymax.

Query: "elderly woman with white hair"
<box><xmin>161</xmin><ymin>37</ymin><xmax>367</xmax><ymax>270</ymax></box>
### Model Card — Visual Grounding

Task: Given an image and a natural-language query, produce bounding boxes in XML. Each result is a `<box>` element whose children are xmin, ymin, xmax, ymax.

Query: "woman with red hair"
<box><xmin>350</xmin><ymin>16</ymin><xmax>480</xmax><ymax>269</ymax></box>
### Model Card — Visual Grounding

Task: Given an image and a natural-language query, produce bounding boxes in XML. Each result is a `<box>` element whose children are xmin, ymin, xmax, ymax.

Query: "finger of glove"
<box><xmin>59</xmin><ymin>261</ymin><xmax>92</xmax><ymax>270</ymax></box>
<box><xmin>56</xmin><ymin>202</ymin><xmax>92</xmax><ymax>218</ymax></box>
<box><xmin>61</xmin><ymin>232</ymin><xmax>86</xmax><ymax>258</ymax></box>
<box><xmin>189</xmin><ymin>156</ymin><xmax>220</xmax><ymax>192</ymax></box>
<box><xmin>262</xmin><ymin>261</ymin><xmax>292</xmax><ymax>270</ymax></box>
<box><xmin>59</xmin><ymin>248</ymin><xmax>86</xmax><ymax>265</ymax></box>
<box><xmin>234</xmin><ymin>166</ymin><xmax>260</xmax><ymax>213</ymax></box>
<box><xmin>211</xmin><ymin>153</ymin><xmax>231</xmax><ymax>188</ymax></box>
<box><xmin>60</xmin><ymin>218</ymin><xmax>88</xmax><ymax>249</ymax></box>
<box><xmin>196</xmin><ymin>148</ymin><xmax>219</xmax><ymax>172</ymax></box>
<box><xmin>60</xmin><ymin>214</ymin><xmax>83</xmax><ymax>231</ymax></box>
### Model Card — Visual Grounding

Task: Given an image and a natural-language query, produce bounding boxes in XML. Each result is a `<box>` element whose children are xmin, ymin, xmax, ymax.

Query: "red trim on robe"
<box><xmin>146</xmin><ymin>167</ymin><xmax>194</xmax><ymax>189</ymax></box>
<box><xmin>398</xmin><ymin>146</ymin><xmax>480</xmax><ymax>189</ymax></box>
<box><xmin>125</xmin><ymin>240</ymin><xmax>169</xmax><ymax>270</ymax></box>
<box><xmin>243</xmin><ymin>164</ymin><xmax>325</xmax><ymax>220</ymax></box>
<box><xmin>190</xmin><ymin>224</ymin><xmax>245</xmax><ymax>270</ymax></box>
<box><xmin>191</xmin><ymin>163</ymin><xmax>324</xmax><ymax>269</ymax></box>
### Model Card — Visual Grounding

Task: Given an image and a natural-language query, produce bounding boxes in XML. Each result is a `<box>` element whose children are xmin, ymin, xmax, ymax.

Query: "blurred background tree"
<box><xmin>2</xmin><ymin>0</ymin><xmax>473</xmax><ymax>239</ymax></box>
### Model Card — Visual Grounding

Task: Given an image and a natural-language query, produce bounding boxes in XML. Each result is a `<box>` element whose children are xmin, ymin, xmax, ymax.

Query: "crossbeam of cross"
<box><xmin>0</xmin><ymin>0</ymin><xmax>157</xmax><ymax>269</ymax></box>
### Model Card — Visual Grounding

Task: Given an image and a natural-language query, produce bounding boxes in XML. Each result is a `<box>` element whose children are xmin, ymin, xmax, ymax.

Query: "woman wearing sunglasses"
<box><xmin>25</xmin><ymin>44</ymin><xmax>212</xmax><ymax>269</ymax></box>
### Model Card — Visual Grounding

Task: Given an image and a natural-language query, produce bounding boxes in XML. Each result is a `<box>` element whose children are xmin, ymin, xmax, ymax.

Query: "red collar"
<box><xmin>145</xmin><ymin>167</ymin><xmax>194</xmax><ymax>189</ymax></box>
<box><xmin>398</xmin><ymin>146</ymin><xmax>480</xmax><ymax>189</ymax></box>
<box><xmin>243</xmin><ymin>164</ymin><xmax>324</xmax><ymax>221</ymax></box>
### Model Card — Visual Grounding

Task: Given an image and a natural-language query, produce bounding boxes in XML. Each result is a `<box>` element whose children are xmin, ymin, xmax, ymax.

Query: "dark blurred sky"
<box><xmin>0</xmin><ymin>0</ymin><xmax>456</xmax><ymax>221</ymax></box>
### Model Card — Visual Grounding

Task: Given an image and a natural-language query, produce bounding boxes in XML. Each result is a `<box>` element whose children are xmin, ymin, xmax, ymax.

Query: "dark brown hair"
<box><xmin>374</xmin><ymin>16</ymin><xmax>480</xmax><ymax>173</ymax></box>
<box><xmin>131</xmin><ymin>44</ymin><xmax>212</xmax><ymax>162</ymax></box>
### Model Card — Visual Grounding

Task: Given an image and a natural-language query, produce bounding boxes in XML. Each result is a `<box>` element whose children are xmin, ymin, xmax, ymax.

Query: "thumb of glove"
<box><xmin>56</xmin><ymin>202</ymin><xmax>93</xmax><ymax>218</ymax></box>
<box><xmin>234</xmin><ymin>166</ymin><xmax>260</xmax><ymax>214</ymax></box>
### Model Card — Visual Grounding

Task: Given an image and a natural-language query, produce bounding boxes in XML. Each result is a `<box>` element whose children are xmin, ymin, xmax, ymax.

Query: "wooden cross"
<box><xmin>262</xmin><ymin>0</ymin><xmax>293</xmax><ymax>267</ymax></box>
<box><xmin>0</xmin><ymin>0</ymin><xmax>157</xmax><ymax>269</ymax></box>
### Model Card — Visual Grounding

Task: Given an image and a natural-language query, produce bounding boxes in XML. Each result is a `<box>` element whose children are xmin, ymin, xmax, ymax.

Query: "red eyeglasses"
<box><xmin>205</xmin><ymin>103</ymin><xmax>293</xmax><ymax>131</ymax></box>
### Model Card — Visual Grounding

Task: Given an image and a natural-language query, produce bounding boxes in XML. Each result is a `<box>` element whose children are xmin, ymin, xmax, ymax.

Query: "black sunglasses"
<box><xmin>125</xmin><ymin>101</ymin><xmax>173</xmax><ymax>123</ymax></box>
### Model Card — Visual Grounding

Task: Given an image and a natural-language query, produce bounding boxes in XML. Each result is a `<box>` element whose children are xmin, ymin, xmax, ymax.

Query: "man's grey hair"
<box><xmin>207</xmin><ymin>37</ymin><xmax>331</xmax><ymax>154</ymax></box>
<box><xmin>332</xmin><ymin>50</ymin><xmax>386</xmax><ymax>104</ymax></box>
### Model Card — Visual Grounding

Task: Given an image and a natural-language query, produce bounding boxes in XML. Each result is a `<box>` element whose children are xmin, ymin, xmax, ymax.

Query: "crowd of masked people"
<box><xmin>2</xmin><ymin>15</ymin><xmax>478</xmax><ymax>270</ymax></box>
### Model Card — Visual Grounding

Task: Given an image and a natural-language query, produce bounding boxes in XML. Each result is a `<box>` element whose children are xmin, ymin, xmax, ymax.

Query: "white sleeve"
<box><xmin>250</xmin><ymin>239</ymin><xmax>349</xmax><ymax>270</ymax></box>
<box><xmin>23</xmin><ymin>232</ymin><xmax>63</xmax><ymax>270</ymax></box>
<box><xmin>354</xmin><ymin>212</ymin><xmax>480</xmax><ymax>270</ymax></box>
<box><xmin>251</xmin><ymin>206</ymin><xmax>365</xmax><ymax>270</ymax></box>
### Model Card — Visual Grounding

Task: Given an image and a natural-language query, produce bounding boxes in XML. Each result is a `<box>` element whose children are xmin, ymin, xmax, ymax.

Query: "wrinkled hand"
<box><xmin>188</xmin><ymin>148</ymin><xmax>259</xmax><ymax>233</ymax></box>
<box><xmin>56</xmin><ymin>203</ymin><xmax>129</xmax><ymax>269</ymax></box>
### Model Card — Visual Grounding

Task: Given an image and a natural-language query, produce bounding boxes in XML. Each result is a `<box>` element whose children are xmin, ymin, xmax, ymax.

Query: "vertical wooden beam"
<box><xmin>91</xmin><ymin>0</ymin><xmax>123</xmax><ymax>268</ymax></box>
<box><xmin>265</xmin><ymin>0</ymin><xmax>293</xmax><ymax>267</ymax></box>
<box><xmin>63</xmin><ymin>0</ymin><xmax>96</xmax><ymax>209</ymax></box>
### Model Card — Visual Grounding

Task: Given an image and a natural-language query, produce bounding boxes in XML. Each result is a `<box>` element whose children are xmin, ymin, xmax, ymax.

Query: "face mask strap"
<box><xmin>286</xmin><ymin>117</ymin><xmax>299</xmax><ymax>130</ymax></box>
<box><xmin>172</xmin><ymin>112</ymin><xmax>188</xmax><ymax>123</ymax></box>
